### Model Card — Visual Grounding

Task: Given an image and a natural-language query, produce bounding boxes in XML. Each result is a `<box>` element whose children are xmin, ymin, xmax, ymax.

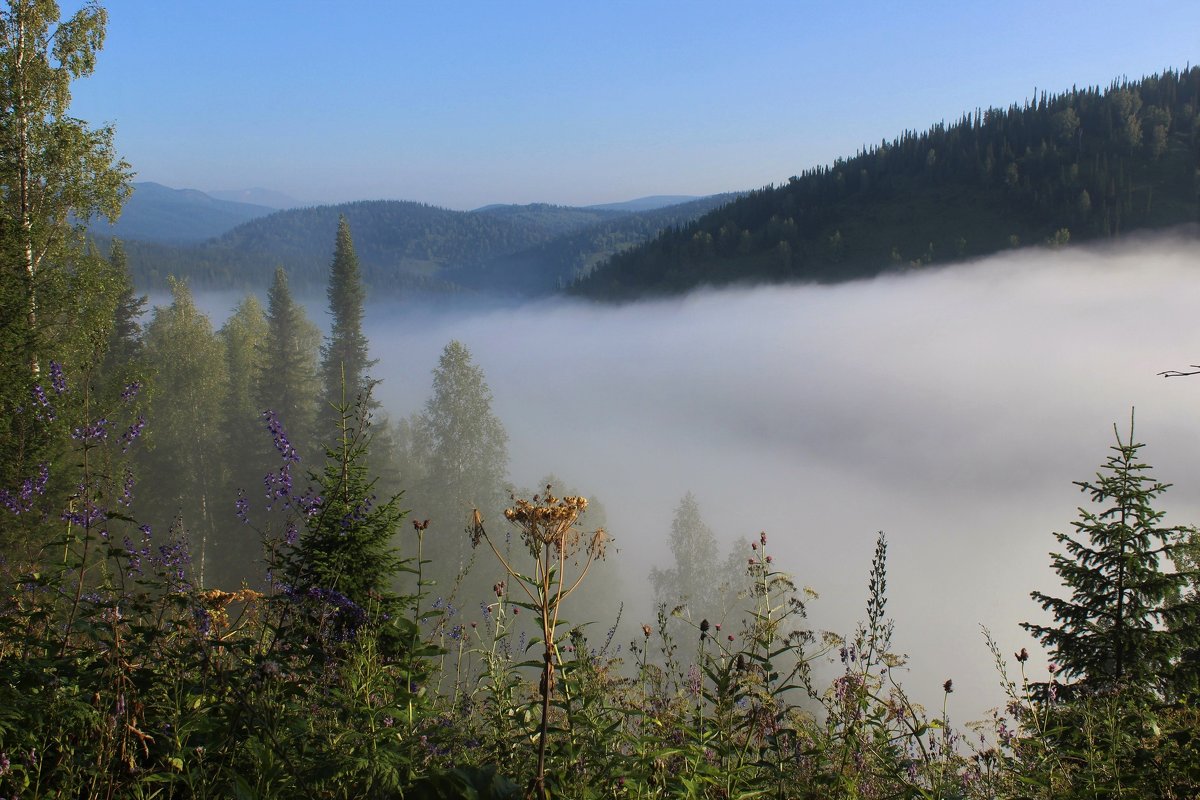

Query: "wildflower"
<box><xmin>48</xmin><ymin>360</ymin><xmax>67</xmax><ymax>394</ymax></box>
<box><xmin>943</xmin><ymin>679</ymin><xmax>954</xmax><ymax>693</ymax></box>
<box><xmin>1015</xmin><ymin>647</ymin><xmax>1029</xmax><ymax>663</ymax></box>
<box><xmin>413</xmin><ymin>518</ymin><xmax>429</xmax><ymax>531</ymax></box>
<box><xmin>234</xmin><ymin>490</ymin><xmax>249</xmax><ymax>523</ymax></box>
<box><xmin>120</xmin><ymin>381</ymin><xmax>142</xmax><ymax>402</ymax></box>
<box><xmin>120</xmin><ymin>415</ymin><xmax>146</xmax><ymax>452</ymax></box>
<box><xmin>699</xmin><ymin>618</ymin><xmax>710</xmax><ymax>640</ymax></box>
<box><xmin>31</xmin><ymin>383</ymin><xmax>54</xmax><ymax>421</ymax></box>
<box><xmin>642</xmin><ymin>624</ymin><xmax>652</xmax><ymax>638</ymax></box>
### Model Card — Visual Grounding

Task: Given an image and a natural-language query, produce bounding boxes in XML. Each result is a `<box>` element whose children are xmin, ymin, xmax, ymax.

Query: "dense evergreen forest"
<box><xmin>575</xmin><ymin>68</ymin><xmax>1200</xmax><ymax>298</ymax></box>
<box><xmin>2</xmin><ymin>2</ymin><xmax>1200</xmax><ymax>797</ymax></box>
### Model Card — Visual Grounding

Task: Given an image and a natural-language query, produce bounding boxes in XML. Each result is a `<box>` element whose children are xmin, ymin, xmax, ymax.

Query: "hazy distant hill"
<box><xmin>574</xmin><ymin>67</ymin><xmax>1200</xmax><ymax>299</ymax></box>
<box><xmin>586</xmin><ymin>195</ymin><xmax>701</xmax><ymax>212</ymax></box>
<box><xmin>445</xmin><ymin>194</ymin><xmax>742</xmax><ymax>294</ymax></box>
<box><xmin>206</xmin><ymin>187</ymin><xmax>304</xmax><ymax>209</ymax></box>
<box><xmin>96</xmin><ymin>182</ymin><xmax>275</xmax><ymax>243</ymax></box>
<box><xmin>114</xmin><ymin>195</ymin><xmax>738</xmax><ymax>296</ymax></box>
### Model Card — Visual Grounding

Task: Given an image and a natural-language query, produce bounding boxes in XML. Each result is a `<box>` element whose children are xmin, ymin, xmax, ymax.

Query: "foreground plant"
<box><xmin>470</xmin><ymin>487</ymin><xmax>610</xmax><ymax>800</ymax></box>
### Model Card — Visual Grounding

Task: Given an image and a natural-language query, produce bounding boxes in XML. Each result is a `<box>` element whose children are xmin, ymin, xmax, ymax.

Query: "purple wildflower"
<box><xmin>263</xmin><ymin>410</ymin><xmax>300</xmax><ymax>463</ymax></box>
<box><xmin>120</xmin><ymin>415</ymin><xmax>145</xmax><ymax>452</ymax></box>
<box><xmin>0</xmin><ymin>462</ymin><xmax>50</xmax><ymax>515</ymax></box>
<box><xmin>118</xmin><ymin>469</ymin><xmax>135</xmax><ymax>507</ymax></box>
<box><xmin>31</xmin><ymin>383</ymin><xmax>55</xmax><ymax>421</ymax></box>
<box><xmin>49</xmin><ymin>361</ymin><xmax>67</xmax><ymax>395</ymax></box>
<box><xmin>234</xmin><ymin>490</ymin><xmax>249</xmax><ymax>524</ymax></box>
<box><xmin>120</xmin><ymin>381</ymin><xmax>142</xmax><ymax>402</ymax></box>
<box><xmin>72</xmin><ymin>418</ymin><xmax>109</xmax><ymax>443</ymax></box>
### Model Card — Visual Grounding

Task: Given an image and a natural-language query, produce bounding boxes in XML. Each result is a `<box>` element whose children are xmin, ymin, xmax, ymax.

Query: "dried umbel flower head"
<box><xmin>504</xmin><ymin>492</ymin><xmax>593</xmax><ymax>557</ymax></box>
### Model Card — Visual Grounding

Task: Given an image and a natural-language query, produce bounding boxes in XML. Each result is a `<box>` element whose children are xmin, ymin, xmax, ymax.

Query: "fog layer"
<box><xmin>352</xmin><ymin>233</ymin><xmax>1200</xmax><ymax>719</ymax></box>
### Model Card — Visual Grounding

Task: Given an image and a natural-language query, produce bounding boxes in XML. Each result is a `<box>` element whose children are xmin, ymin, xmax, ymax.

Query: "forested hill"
<box><xmin>573</xmin><ymin>68</ymin><xmax>1200</xmax><ymax>300</ymax></box>
<box><xmin>110</xmin><ymin>195</ymin><xmax>736</xmax><ymax>297</ymax></box>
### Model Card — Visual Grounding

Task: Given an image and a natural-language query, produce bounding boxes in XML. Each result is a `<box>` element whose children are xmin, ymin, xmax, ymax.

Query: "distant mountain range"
<box><xmin>205</xmin><ymin>187</ymin><xmax>304</xmax><ymax>210</ymax></box>
<box><xmin>94</xmin><ymin>182</ymin><xmax>277</xmax><ymax>243</ymax></box>
<box><xmin>100</xmin><ymin>192</ymin><xmax>741</xmax><ymax>297</ymax></box>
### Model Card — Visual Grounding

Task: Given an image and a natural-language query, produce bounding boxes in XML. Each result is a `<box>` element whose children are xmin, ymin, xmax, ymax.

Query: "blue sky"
<box><xmin>65</xmin><ymin>1</ymin><xmax>1200</xmax><ymax>210</ymax></box>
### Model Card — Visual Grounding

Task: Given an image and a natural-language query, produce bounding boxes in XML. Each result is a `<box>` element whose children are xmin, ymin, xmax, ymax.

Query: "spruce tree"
<box><xmin>284</xmin><ymin>393</ymin><xmax>410</xmax><ymax>645</ymax></box>
<box><xmin>1023</xmin><ymin>417</ymin><xmax>1193</xmax><ymax>697</ymax></box>
<box><xmin>320</xmin><ymin>216</ymin><xmax>375</xmax><ymax>424</ymax></box>
<box><xmin>412</xmin><ymin>340</ymin><xmax>508</xmax><ymax>573</ymax></box>
<box><xmin>256</xmin><ymin>267</ymin><xmax>319</xmax><ymax>458</ymax></box>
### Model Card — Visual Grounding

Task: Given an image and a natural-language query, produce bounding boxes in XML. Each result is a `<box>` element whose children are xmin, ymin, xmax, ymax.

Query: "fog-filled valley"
<box><xmin>169</xmin><ymin>231</ymin><xmax>1200</xmax><ymax>723</ymax></box>
<box><xmin>383</xmin><ymin>233</ymin><xmax>1200</xmax><ymax>721</ymax></box>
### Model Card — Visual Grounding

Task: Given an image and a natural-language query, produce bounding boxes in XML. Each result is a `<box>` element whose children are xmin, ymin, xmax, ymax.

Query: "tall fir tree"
<box><xmin>283</xmin><ymin>392</ymin><xmax>411</xmax><ymax>649</ymax></box>
<box><xmin>320</xmin><ymin>216</ymin><xmax>375</xmax><ymax>426</ymax></box>
<box><xmin>412</xmin><ymin>340</ymin><xmax>508</xmax><ymax>574</ymax></box>
<box><xmin>1022</xmin><ymin>417</ymin><xmax>1194</xmax><ymax>698</ymax></box>
<box><xmin>256</xmin><ymin>266</ymin><xmax>319</xmax><ymax>459</ymax></box>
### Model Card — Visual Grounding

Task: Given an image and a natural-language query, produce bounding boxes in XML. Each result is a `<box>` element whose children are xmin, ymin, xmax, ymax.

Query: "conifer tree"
<box><xmin>284</xmin><ymin>392</ymin><xmax>410</xmax><ymax>644</ymax></box>
<box><xmin>100</xmin><ymin>239</ymin><xmax>146</xmax><ymax>381</ymax></box>
<box><xmin>1023</xmin><ymin>417</ymin><xmax>1194</xmax><ymax>697</ymax></box>
<box><xmin>412</xmin><ymin>340</ymin><xmax>508</xmax><ymax>573</ymax></box>
<box><xmin>320</xmin><ymin>216</ymin><xmax>375</xmax><ymax>423</ymax></box>
<box><xmin>256</xmin><ymin>266</ymin><xmax>319</xmax><ymax>457</ymax></box>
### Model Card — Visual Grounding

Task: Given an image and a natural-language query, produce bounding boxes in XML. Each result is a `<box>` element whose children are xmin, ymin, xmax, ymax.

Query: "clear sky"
<box><xmin>64</xmin><ymin>0</ymin><xmax>1200</xmax><ymax>210</ymax></box>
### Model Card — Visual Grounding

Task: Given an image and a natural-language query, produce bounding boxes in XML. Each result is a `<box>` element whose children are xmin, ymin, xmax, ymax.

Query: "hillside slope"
<box><xmin>573</xmin><ymin>68</ymin><xmax>1200</xmax><ymax>299</ymax></box>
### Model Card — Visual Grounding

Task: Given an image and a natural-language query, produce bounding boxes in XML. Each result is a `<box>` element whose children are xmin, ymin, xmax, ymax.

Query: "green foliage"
<box><xmin>0</xmin><ymin>0</ymin><xmax>131</xmax><ymax>546</ymax></box>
